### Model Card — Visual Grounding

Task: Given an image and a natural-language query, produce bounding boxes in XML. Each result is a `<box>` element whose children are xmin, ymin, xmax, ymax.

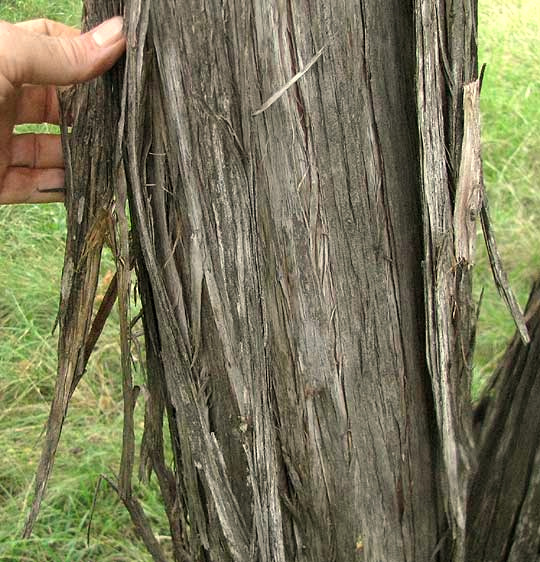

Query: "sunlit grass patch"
<box><xmin>473</xmin><ymin>0</ymin><xmax>540</xmax><ymax>393</ymax></box>
<box><xmin>0</xmin><ymin>0</ymin><xmax>82</xmax><ymax>26</ymax></box>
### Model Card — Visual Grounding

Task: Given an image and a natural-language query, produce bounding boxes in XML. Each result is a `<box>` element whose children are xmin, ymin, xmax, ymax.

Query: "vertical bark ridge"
<box><xmin>415</xmin><ymin>0</ymin><xmax>478</xmax><ymax>558</ymax></box>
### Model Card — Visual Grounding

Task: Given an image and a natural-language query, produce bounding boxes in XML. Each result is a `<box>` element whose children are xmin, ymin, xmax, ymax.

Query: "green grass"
<box><xmin>0</xmin><ymin>3</ymin><xmax>167</xmax><ymax>561</ymax></box>
<box><xmin>0</xmin><ymin>0</ymin><xmax>539</xmax><ymax>559</ymax></box>
<box><xmin>473</xmin><ymin>0</ymin><xmax>540</xmax><ymax>393</ymax></box>
<box><xmin>0</xmin><ymin>0</ymin><xmax>82</xmax><ymax>26</ymax></box>
<box><xmin>0</xmin><ymin>207</ymin><xmax>166</xmax><ymax>562</ymax></box>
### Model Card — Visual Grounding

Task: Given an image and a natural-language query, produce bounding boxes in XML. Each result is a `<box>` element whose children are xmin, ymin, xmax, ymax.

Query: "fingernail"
<box><xmin>92</xmin><ymin>16</ymin><xmax>124</xmax><ymax>47</ymax></box>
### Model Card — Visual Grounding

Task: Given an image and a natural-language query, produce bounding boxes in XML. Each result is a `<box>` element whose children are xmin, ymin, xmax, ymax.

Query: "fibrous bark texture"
<box><xmin>22</xmin><ymin>1</ymin><xmax>540</xmax><ymax>561</ymax></box>
<box><xmin>121</xmin><ymin>2</ymin><xmax>439</xmax><ymax>560</ymax></box>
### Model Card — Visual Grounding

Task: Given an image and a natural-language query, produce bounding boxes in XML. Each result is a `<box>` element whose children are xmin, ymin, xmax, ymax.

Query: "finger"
<box><xmin>14</xmin><ymin>19</ymin><xmax>81</xmax><ymax>39</ymax></box>
<box><xmin>11</xmin><ymin>134</ymin><xmax>64</xmax><ymax>169</ymax></box>
<box><xmin>0</xmin><ymin>16</ymin><xmax>125</xmax><ymax>87</ymax></box>
<box><xmin>0</xmin><ymin>167</ymin><xmax>64</xmax><ymax>204</ymax></box>
<box><xmin>15</xmin><ymin>85</ymin><xmax>60</xmax><ymax>125</ymax></box>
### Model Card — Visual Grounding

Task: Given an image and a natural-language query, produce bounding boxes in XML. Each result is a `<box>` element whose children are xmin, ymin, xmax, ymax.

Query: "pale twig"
<box><xmin>252</xmin><ymin>44</ymin><xmax>327</xmax><ymax>117</ymax></box>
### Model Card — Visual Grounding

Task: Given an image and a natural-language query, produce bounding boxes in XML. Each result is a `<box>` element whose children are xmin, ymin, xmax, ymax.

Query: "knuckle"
<box><xmin>52</xmin><ymin>36</ymin><xmax>91</xmax><ymax>83</ymax></box>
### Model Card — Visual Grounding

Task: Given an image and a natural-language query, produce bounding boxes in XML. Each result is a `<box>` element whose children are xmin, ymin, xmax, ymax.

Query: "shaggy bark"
<box><xmin>121</xmin><ymin>2</ymin><xmax>441</xmax><ymax>559</ymax></box>
<box><xmin>22</xmin><ymin>1</ymin><xmax>540</xmax><ymax>561</ymax></box>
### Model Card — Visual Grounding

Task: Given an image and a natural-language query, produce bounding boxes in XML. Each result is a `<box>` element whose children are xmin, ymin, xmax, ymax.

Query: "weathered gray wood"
<box><xmin>130</xmin><ymin>1</ymin><xmax>441</xmax><ymax>560</ymax></box>
<box><xmin>103</xmin><ymin>1</ymin><xmax>443</xmax><ymax>559</ymax></box>
<box><xmin>415</xmin><ymin>1</ymin><xmax>478</xmax><ymax>557</ymax></box>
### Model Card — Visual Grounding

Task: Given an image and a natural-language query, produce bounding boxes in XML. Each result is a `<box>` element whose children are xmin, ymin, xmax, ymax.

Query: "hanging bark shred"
<box><xmin>454</xmin><ymin>72</ymin><xmax>528</xmax><ymax>344</ymax></box>
<box><xmin>23</xmin><ymin>3</ymin><xmax>168</xmax><ymax>558</ymax></box>
<box><xmin>480</xmin><ymin>198</ymin><xmax>529</xmax><ymax>343</ymax></box>
<box><xmin>22</xmin><ymin>13</ymin><xmax>122</xmax><ymax>536</ymax></box>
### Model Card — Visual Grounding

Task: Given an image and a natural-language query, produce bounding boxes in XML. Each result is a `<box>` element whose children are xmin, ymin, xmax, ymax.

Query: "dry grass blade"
<box><xmin>480</xmin><ymin>199</ymin><xmax>529</xmax><ymax>343</ymax></box>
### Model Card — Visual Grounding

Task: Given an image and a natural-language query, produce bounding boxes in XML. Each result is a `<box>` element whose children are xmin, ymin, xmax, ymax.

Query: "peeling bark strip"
<box><xmin>25</xmin><ymin>1</ymin><xmax>538</xmax><ymax>561</ymax></box>
<box><xmin>454</xmin><ymin>79</ymin><xmax>484</xmax><ymax>266</ymax></box>
<box><xmin>480</xmin><ymin>197</ymin><xmax>529</xmax><ymax>343</ymax></box>
<box><xmin>251</xmin><ymin>44</ymin><xmax>326</xmax><ymax>116</ymax></box>
<box><xmin>22</xmin><ymin>3</ymin><xmax>124</xmax><ymax>535</ymax></box>
<box><xmin>454</xmin><ymin>75</ymin><xmax>528</xmax><ymax>343</ymax></box>
<box><xmin>415</xmin><ymin>0</ymin><xmax>478</xmax><ymax>555</ymax></box>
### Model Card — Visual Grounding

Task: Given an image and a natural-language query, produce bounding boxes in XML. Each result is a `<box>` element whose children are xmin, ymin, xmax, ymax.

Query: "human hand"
<box><xmin>0</xmin><ymin>17</ymin><xmax>126</xmax><ymax>204</ymax></box>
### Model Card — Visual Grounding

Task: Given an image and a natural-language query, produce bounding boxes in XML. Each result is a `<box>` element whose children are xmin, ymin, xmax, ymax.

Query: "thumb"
<box><xmin>0</xmin><ymin>17</ymin><xmax>126</xmax><ymax>87</ymax></box>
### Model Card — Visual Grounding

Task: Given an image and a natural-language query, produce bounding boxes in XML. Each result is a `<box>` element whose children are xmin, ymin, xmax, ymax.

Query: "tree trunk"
<box><xmin>468</xmin><ymin>281</ymin><xmax>540</xmax><ymax>562</ymax></box>
<box><xmin>22</xmin><ymin>1</ymin><xmax>540</xmax><ymax>561</ymax></box>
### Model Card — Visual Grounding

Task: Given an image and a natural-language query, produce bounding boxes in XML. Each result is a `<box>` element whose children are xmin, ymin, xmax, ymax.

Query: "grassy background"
<box><xmin>473</xmin><ymin>0</ymin><xmax>540</xmax><ymax>391</ymax></box>
<box><xmin>0</xmin><ymin>0</ymin><xmax>81</xmax><ymax>26</ymax></box>
<box><xmin>0</xmin><ymin>0</ymin><xmax>538</xmax><ymax>560</ymax></box>
<box><xmin>0</xmin><ymin>4</ymin><xmax>166</xmax><ymax>561</ymax></box>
